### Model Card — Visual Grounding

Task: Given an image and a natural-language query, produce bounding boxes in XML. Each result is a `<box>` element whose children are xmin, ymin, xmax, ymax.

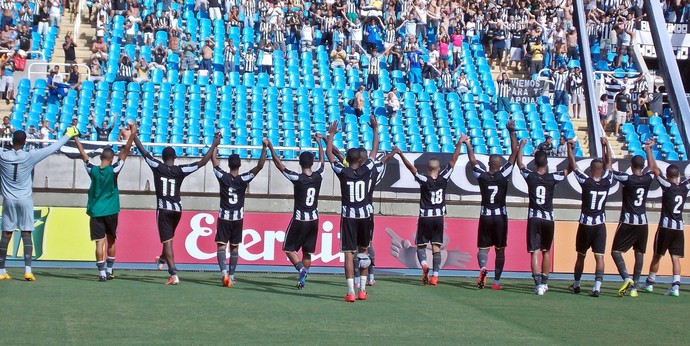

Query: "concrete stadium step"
<box><xmin>52</xmin><ymin>9</ymin><xmax>97</xmax><ymax>65</ymax></box>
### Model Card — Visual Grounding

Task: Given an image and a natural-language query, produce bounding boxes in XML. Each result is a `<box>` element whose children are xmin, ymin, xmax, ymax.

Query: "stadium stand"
<box><xmin>7</xmin><ymin>0</ymin><xmax>690</xmax><ymax>161</ymax></box>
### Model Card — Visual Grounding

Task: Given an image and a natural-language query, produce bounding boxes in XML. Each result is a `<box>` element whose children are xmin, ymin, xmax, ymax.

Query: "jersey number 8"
<box><xmin>305</xmin><ymin>187</ymin><xmax>316</xmax><ymax>207</ymax></box>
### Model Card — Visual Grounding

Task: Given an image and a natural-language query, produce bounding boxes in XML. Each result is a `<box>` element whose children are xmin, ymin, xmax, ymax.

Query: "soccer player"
<box><xmin>394</xmin><ymin>135</ymin><xmax>465</xmax><ymax>285</ymax></box>
<box><xmin>610</xmin><ymin>140</ymin><xmax>656</xmax><ymax>297</ymax></box>
<box><xmin>211</xmin><ymin>141</ymin><xmax>267</xmax><ymax>287</ymax></box>
<box><xmin>516</xmin><ymin>138</ymin><xmax>576</xmax><ymax>295</ymax></box>
<box><xmin>74</xmin><ymin>123</ymin><xmax>137</xmax><ymax>282</ymax></box>
<box><xmin>466</xmin><ymin>120</ymin><xmax>518</xmax><ymax>290</ymax></box>
<box><xmin>0</xmin><ymin>126</ymin><xmax>78</xmax><ymax>281</ymax></box>
<box><xmin>133</xmin><ymin>132</ymin><xmax>221</xmax><ymax>285</ymax></box>
<box><xmin>642</xmin><ymin>150</ymin><xmax>690</xmax><ymax>297</ymax></box>
<box><xmin>326</xmin><ymin>116</ymin><xmax>379</xmax><ymax>302</ymax></box>
<box><xmin>569</xmin><ymin>137</ymin><xmax>613</xmax><ymax>297</ymax></box>
<box><xmin>266</xmin><ymin>135</ymin><xmax>324</xmax><ymax>289</ymax></box>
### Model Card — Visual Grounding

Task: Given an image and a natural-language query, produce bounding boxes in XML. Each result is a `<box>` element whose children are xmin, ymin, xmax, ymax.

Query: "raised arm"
<box><xmin>211</xmin><ymin>146</ymin><xmax>220</xmax><ymax>168</ymax></box>
<box><xmin>28</xmin><ymin>127</ymin><xmax>77</xmax><ymax>165</ymax></box>
<box><xmin>516</xmin><ymin>138</ymin><xmax>528</xmax><ymax>170</ymax></box>
<box><xmin>601</xmin><ymin>136</ymin><xmax>612</xmax><ymax>171</ymax></box>
<box><xmin>249</xmin><ymin>140</ymin><xmax>268</xmax><ymax>175</ymax></box>
<box><xmin>325</xmin><ymin>121</ymin><xmax>339</xmax><ymax>164</ymax></box>
<box><xmin>119</xmin><ymin>124</ymin><xmax>137</xmax><ymax>161</ymax></box>
<box><xmin>563</xmin><ymin>140</ymin><xmax>577</xmax><ymax>176</ymax></box>
<box><xmin>448</xmin><ymin>134</ymin><xmax>467</xmax><ymax>168</ymax></box>
<box><xmin>369</xmin><ymin>114</ymin><xmax>379</xmax><ymax>159</ymax></box>
<box><xmin>465</xmin><ymin>135</ymin><xmax>478</xmax><ymax>166</ymax></box>
<box><xmin>197</xmin><ymin>133</ymin><xmax>222</xmax><ymax>168</ymax></box>
<box><xmin>315</xmin><ymin>133</ymin><xmax>325</xmax><ymax>168</ymax></box>
<box><xmin>74</xmin><ymin>137</ymin><xmax>89</xmax><ymax>162</ymax></box>
<box><xmin>133</xmin><ymin>132</ymin><xmax>150</xmax><ymax>158</ymax></box>
<box><xmin>506</xmin><ymin>120</ymin><xmax>519</xmax><ymax>165</ymax></box>
<box><xmin>264</xmin><ymin>138</ymin><xmax>286</xmax><ymax>172</ymax></box>
<box><xmin>645</xmin><ymin>139</ymin><xmax>660</xmax><ymax>176</ymax></box>
<box><xmin>394</xmin><ymin>146</ymin><xmax>417</xmax><ymax>175</ymax></box>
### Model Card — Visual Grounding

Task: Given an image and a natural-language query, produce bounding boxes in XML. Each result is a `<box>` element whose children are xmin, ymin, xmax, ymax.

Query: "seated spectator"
<box><xmin>330</xmin><ymin>44</ymin><xmax>346</xmax><ymax>69</ymax></box>
<box><xmin>0</xmin><ymin>25</ymin><xmax>16</xmax><ymax>50</ymax></box>
<box><xmin>346</xmin><ymin>48</ymin><xmax>360</xmax><ymax>69</ymax></box>
<box><xmin>198</xmin><ymin>38</ymin><xmax>214</xmax><ymax>73</ymax></box>
<box><xmin>115</xmin><ymin>54</ymin><xmax>134</xmax><ymax>83</ymax></box>
<box><xmin>67</xmin><ymin>64</ymin><xmax>82</xmax><ymax>91</ymax></box>
<box><xmin>150</xmin><ymin>44</ymin><xmax>168</xmax><ymax>71</ymax></box>
<box><xmin>384</xmin><ymin>87</ymin><xmax>400</xmax><ymax>118</ymax></box>
<box><xmin>134</xmin><ymin>57</ymin><xmax>150</xmax><ymax>83</ymax></box>
<box><xmin>535</xmin><ymin>136</ymin><xmax>557</xmax><ymax>156</ymax></box>
<box><xmin>90</xmin><ymin>36</ymin><xmax>109</xmax><ymax>63</ymax></box>
<box><xmin>90</xmin><ymin>58</ymin><xmax>104</xmax><ymax>82</ymax></box>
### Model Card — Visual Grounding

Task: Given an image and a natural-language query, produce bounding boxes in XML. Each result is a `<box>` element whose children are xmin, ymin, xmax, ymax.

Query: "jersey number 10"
<box><xmin>346</xmin><ymin>181</ymin><xmax>366</xmax><ymax>203</ymax></box>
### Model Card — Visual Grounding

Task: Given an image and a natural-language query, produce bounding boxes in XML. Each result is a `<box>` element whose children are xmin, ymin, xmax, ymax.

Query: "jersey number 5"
<box><xmin>228</xmin><ymin>187</ymin><xmax>238</xmax><ymax>204</ymax></box>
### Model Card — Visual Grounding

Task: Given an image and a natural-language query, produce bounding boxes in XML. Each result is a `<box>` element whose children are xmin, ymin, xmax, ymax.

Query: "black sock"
<box><xmin>0</xmin><ymin>235</ymin><xmax>10</xmax><ymax>270</ymax></box>
<box><xmin>417</xmin><ymin>247</ymin><xmax>427</xmax><ymax>265</ymax></box>
<box><xmin>477</xmin><ymin>249</ymin><xmax>489</xmax><ymax>268</ymax></box>
<box><xmin>96</xmin><ymin>261</ymin><xmax>105</xmax><ymax>272</ymax></box>
<box><xmin>368</xmin><ymin>247</ymin><xmax>375</xmax><ymax>275</ymax></box>
<box><xmin>541</xmin><ymin>274</ymin><xmax>549</xmax><ymax>285</ymax></box>
<box><xmin>633</xmin><ymin>252</ymin><xmax>644</xmax><ymax>285</ymax></box>
<box><xmin>217</xmin><ymin>250</ymin><xmax>227</xmax><ymax>272</ymax></box>
<box><xmin>595</xmin><ymin>270</ymin><xmax>604</xmax><ymax>283</ymax></box>
<box><xmin>168</xmin><ymin>267</ymin><xmax>177</xmax><ymax>276</ymax></box>
<box><xmin>532</xmin><ymin>273</ymin><xmax>542</xmax><ymax>286</ymax></box>
<box><xmin>295</xmin><ymin>261</ymin><xmax>304</xmax><ymax>272</ymax></box>
<box><xmin>22</xmin><ymin>233</ymin><xmax>33</xmax><ymax>268</ymax></box>
<box><xmin>106</xmin><ymin>256</ymin><xmax>115</xmax><ymax>270</ymax></box>
<box><xmin>228</xmin><ymin>249</ymin><xmax>238</xmax><ymax>275</ymax></box>
<box><xmin>611</xmin><ymin>251</ymin><xmax>629</xmax><ymax>280</ymax></box>
<box><xmin>354</xmin><ymin>256</ymin><xmax>360</xmax><ymax>277</ymax></box>
<box><xmin>432</xmin><ymin>252</ymin><xmax>441</xmax><ymax>273</ymax></box>
<box><xmin>494</xmin><ymin>251</ymin><xmax>505</xmax><ymax>281</ymax></box>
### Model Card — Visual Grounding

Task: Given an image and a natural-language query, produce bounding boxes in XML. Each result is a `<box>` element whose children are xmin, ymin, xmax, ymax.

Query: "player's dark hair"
<box><xmin>489</xmin><ymin>154</ymin><xmax>504</xmax><ymax>168</ymax></box>
<box><xmin>346</xmin><ymin>148</ymin><xmax>360</xmax><ymax>165</ymax></box>
<box><xmin>534</xmin><ymin>151</ymin><xmax>548</xmax><ymax>168</ymax></box>
<box><xmin>228</xmin><ymin>154</ymin><xmax>241</xmax><ymax>170</ymax></box>
<box><xmin>298</xmin><ymin>151</ymin><xmax>314</xmax><ymax>168</ymax></box>
<box><xmin>12</xmin><ymin>130</ymin><xmax>26</xmax><ymax>147</ymax></box>
<box><xmin>630</xmin><ymin>155</ymin><xmax>645</xmax><ymax>170</ymax></box>
<box><xmin>101</xmin><ymin>147</ymin><xmax>115</xmax><ymax>161</ymax></box>
<box><xmin>358</xmin><ymin>147</ymin><xmax>368</xmax><ymax>163</ymax></box>
<box><xmin>667</xmin><ymin>164</ymin><xmax>680</xmax><ymax>178</ymax></box>
<box><xmin>590</xmin><ymin>159</ymin><xmax>604</xmax><ymax>171</ymax></box>
<box><xmin>162</xmin><ymin>147</ymin><xmax>176</xmax><ymax>161</ymax></box>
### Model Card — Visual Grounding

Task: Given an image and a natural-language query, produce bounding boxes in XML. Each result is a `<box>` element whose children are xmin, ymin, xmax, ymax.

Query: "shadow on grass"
<box><xmin>237</xmin><ymin>276</ymin><xmax>343</xmax><ymax>301</ymax></box>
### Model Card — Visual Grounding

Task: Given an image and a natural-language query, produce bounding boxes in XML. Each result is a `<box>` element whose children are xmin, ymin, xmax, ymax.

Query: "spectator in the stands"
<box><xmin>557</xmin><ymin>137</ymin><xmax>568</xmax><ymax>157</ymax></box>
<box><xmin>90</xmin><ymin>58</ymin><xmax>104</xmax><ymax>82</ymax></box>
<box><xmin>385</xmin><ymin>86</ymin><xmax>400</xmax><ymax>118</ymax></box>
<box><xmin>142</xmin><ymin>14</ymin><xmax>155</xmax><ymax>46</ymax></box>
<box><xmin>568</xmin><ymin>67</ymin><xmax>584</xmax><ymax>119</ymax></box>
<box><xmin>26</xmin><ymin>125</ymin><xmax>40</xmax><ymax>151</ymax></box>
<box><xmin>18</xmin><ymin>5</ymin><xmax>34</xmax><ymax>27</ymax></box>
<box><xmin>389</xmin><ymin>36</ymin><xmax>404</xmax><ymax>71</ymax></box>
<box><xmin>456</xmin><ymin>71</ymin><xmax>469</xmax><ymax>94</ymax></box>
<box><xmin>330</xmin><ymin>43</ymin><xmax>346</xmax><ymax>69</ymax></box>
<box><xmin>360</xmin><ymin>45</ymin><xmax>389</xmax><ymax>90</ymax></box>
<box><xmin>0</xmin><ymin>116</ymin><xmax>14</xmax><ymax>149</ymax></box>
<box><xmin>223</xmin><ymin>38</ymin><xmax>236</xmax><ymax>74</ymax></box>
<box><xmin>566</xmin><ymin>27</ymin><xmax>579</xmax><ymax>61</ymax></box>
<box><xmin>0</xmin><ymin>25</ymin><xmax>16</xmax><ymax>50</ymax></box>
<box><xmin>535</xmin><ymin>135</ymin><xmax>557</xmax><ymax>156</ymax></box>
<box><xmin>614</xmin><ymin>23</ymin><xmax>634</xmax><ymax>68</ymax></box>
<box><xmin>439</xmin><ymin>67</ymin><xmax>454</xmax><ymax>94</ymax></box>
<box><xmin>613</xmin><ymin>86</ymin><xmax>632</xmax><ymax>137</ymax></box>
<box><xmin>529</xmin><ymin>38</ymin><xmax>544</xmax><ymax>75</ymax></box>
<box><xmin>90</xmin><ymin>36</ymin><xmax>109</xmax><ymax>62</ymax></box>
<box><xmin>63</xmin><ymin>34</ymin><xmax>77</xmax><ymax>64</ymax></box>
<box><xmin>48</xmin><ymin>70</ymin><xmax>67</xmax><ymax>98</ymax></box>
<box><xmin>552</xmin><ymin>65</ymin><xmax>569</xmax><ymax>108</ymax></box>
<box><xmin>18</xmin><ymin>25</ymin><xmax>32</xmax><ymax>55</ymax></box>
<box><xmin>637</xmin><ymin>90</ymin><xmax>651</xmax><ymax>124</ymax></box>
<box><xmin>48</xmin><ymin>0</ymin><xmax>61</xmax><ymax>27</ymax></box>
<box><xmin>115</xmin><ymin>54</ymin><xmax>134</xmax><ymax>83</ymax></box>
<box><xmin>209</xmin><ymin>0</ymin><xmax>222</xmax><ymax>21</ymax></box>
<box><xmin>346</xmin><ymin>47</ymin><xmax>360</xmax><ymax>69</ymax></box>
<box><xmin>199</xmin><ymin>38</ymin><xmax>214</xmax><ymax>73</ymax></box>
<box><xmin>598</xmin><ymin>93</ymin><xmax>609</xmax><ymax>133</ymax></box>
<box><xmin>259</xmin><ymin>40</ymin><xmax>274</xmax><ymax>74</ymax></box>
<box><xmin>67</xmin><ymin>64</ymin><xmax>82</xmax><ymax>92</ymax></box>
<box><xmin>0</xmin><ymin>57</ymin><xmax>14</xmax><ymax>104</ymax></box>
<box><xmin>150</xmin><ymin>44</ymin><xmax>167</xmax><ymax>71</ymax></box>
<box><xmin>37</xmin><ymin>1</ymin><xmax>50</xmax><ymax>37</ymax></box>
<box><xmin>346</xmin><ymin>17</ymin><xmax>363</xmax><ymax>50</ymax></box>
<box><xmin>180</xmin><ymin>33</ymin><xmax>197</xmax><ymax>70</ymax></box>
<box><xmin>134</xmin><ymin>57</ymin><xmax>150</xmax><ymax>83</ymax></box>
<box><xmin>91</xmin><ymin>117</ymin><xmax>115</xmax><ymax>141</ymax></box>
<box><xmin>40</xmin><ymin>120</ymin><xmax>55</xmax><ymax>146</ymax></box>
<box><xmin>300</xmin><ymin>19</ymin><xmax>314</xmax><ymax>52</ymax></box>
<box><xmin>407</xmin><ymin>47</ymin><xmax>424</xmax><ymax>85</ymax></box>
<box><xmin>353</xmin><ymin>85</ymin><xmax>365</xmax><ymax>118</ymax></box>
<box><xmin>169</xmin><ymin>28</ymin><xmax>180</xmax><ymax>54</ymax></box>
<box><xmin>496</xmin><ymin>72</ymin><xmax>511</xmax><ymax>112</ymax></box>
<box><xmin>490</xmin><ymin>21</ymin><xmax>507</xmax><ymax>70</ymax></box>
<box><xmin>241</xmin><ymin>46</ymin><xmax>257</xmax><ymax>74</ymax></box>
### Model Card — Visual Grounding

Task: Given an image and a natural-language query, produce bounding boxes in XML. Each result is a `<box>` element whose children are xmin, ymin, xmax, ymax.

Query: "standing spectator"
<box><xmin>491</xmin><ymin>21</ymin><xmax>507</xmax><ymax>70</ymax></box>
<box><xmin>384</xmin><ymin>86</ymin><xmax>400</xmax><ymax>117</ymax></box>
<box><xmin>26</xmin><ymin>125</ymin><xmax>40</xmax><ymax>151</ymax></box>
<box><xmin>551</xmin><ymin>65</ymin><xmax>569</xmax><ymax>108</ymax></box>
<box><xmin>0</xmin><ymin>58</ymin><xmax>14</xmax><ymax>104</ymax></box>
<box><xmin>529</xmin><ymin>39</ymin><xmax>545</xmax><ymax>75</ymax></box>
<box><xmin>150</xmin><ymin>44</ymin><xmax>168</xmax><ymax>71</ymax></box>
<box><xmin>427</xmin><ymin>44</ymin><xmax>439</xmax><ymax>68</ymax></box>
<box><xmin>0</xmin><ymin>116</ymin><xmax>14</xmax><ymax>149</ymax></box>
<box><xmin>346</xmin><ymin>17</ymin><xmax>363</xmax><ymax>50</ymax></box>
<box><xmin>223</xmin><ymin>38</ymin><xmax>236</xmax><ymax>74</ymax></box>
<box><xmin>241</xmin><ymin>46</ymin><xmax>257</xmax><ymax>74</ymax></box>
<box><xmin>115</xmin><ymin>54</ymin><xmax>134</xmax><ymax>83</ymax></box>
<box><xmin>300</xmin><ymin>20</ymin><xmax>314</xmax><ymax>52</ymax></box>
<box><xmin>389</xmin><ymin>36</ymin><xmax>404</xmax><ymax>71</ymax></box>
<box><xmin>557</xmin><ymin>137</ymin><xmax>569</xmax><ymax>157</ymax></box>
<box><xmin>598</xmin><ymin>94</ymin><xmax>609</xmax><ymax>133</ymax></box>
<box><xmin>439</xmin><ymin>67</ymin><xmax>454</xmax><ymax>94</ymax></box>
<box><xmin>92</xmin><ymin>117</ymin><xmax>115</xmax><ymax>141</ymax></box>
<box><xmin>63</xmin><ymin>35</ymin><xmax>77</xmax><ymax>64</ymax></box>
<box><xmin>17</xmin><ymin>25</ymin><xmax>32</xmax><ymax>55</ymax></box>
<box><xmin>199</xmin><ymin>38</ymin><xmax>214</xmax><ymax>73</ymax></box>
<box><xmin>406</xmin><ymin>48</ymin><xmax>424</xmax><ymax>86</ymax></box>
<box><xmin>319</xmin><ymin>10</ymin><xmax>337</xmax><ymax>50</ymax></box>
<box><xmin>352</xmin><ymin>85</ymin><xmax>365</xmax><ymax>117</ymax></box>
<box><xmin>360</xmin><ymin>46</ymin><xmax>388</xmax><ymax>90</ymax></box>
<box><xmin>90</xmin><ymin>36</ymin><xmax>109</xmax><ymax>63</ymax></box>
<box><xmin>40</xmin><ymin>121</ymin><xmax>55</xmax><ymax>146</ymax></box>
<box><xmin>273</xmin><ymin>20</ymin><xmax>286</xmax><ymax>52</ymax></box>
<box><xmin>330</xmin><ymin>43</ymin><xmax>346</xmax><ymax>69</ymax></box>
<box><xmin>259</xmin><ymin>40</ymin><xmax>274</xmax><ymax>74</ymax></box>
<box><xmin>566</xmin><ymin>27</ymin><xmax>579</xmax><ymax>61</ymax></box>
<box><xmin>535</xmin><ymin>135</ymin><xmax>557</xmax><ymax>156</ymax></box>
<box><xmin>568</xmin><ymin>67</ymin><xmax>584</xmax><ymax>119</ymax></box>
<box><xmin>451</xmin><ymin>27</ymin><xmax>463</xmax><ymax>65</ymax></box>
<box><xmin>37</xmin><ymin>1</ymin><xmax>50</xmax><ymax>37</ymax></box>
<box><xmin>180</xmin><ymin>33</ymin><xmax>197</xmax><ymax>70</ymax></box>
<box><xmin>90</xmin><ymin>58</ymin><xmax>104</xmax><ymax>82</ymax></box>
<box><xmin>142</xmin><ymin>14</ymin><xmax>155</xmax><ymax>46</ymax></box>
<box><xmin>496</xmin><ymin>72</ymin><xmax>512</xmax><ymax>112</ymax></box>
<box><xmin>613</xmin><ymin>86</ymin><xmax>632</xmax><ymax>137</ymax></box>
<box><xmin>209</xmin><ymin>0</ymin><xmax>222</xmax><ymax>20</ymax></box>
<box><xmin>614</xmin><ymin>23</ymin><xmax>634</xmax><ymax>68</ymax></box>
<box><xmin>637</xmin><ymin>90</ymin><xmax>651</xmax><ymax>124</ymax></box>
<box><xmin>364</xmin><ymin>17</ymin><xmax>383</xmax><ymax>51</ymax></box>
<box><xmin>49</xmin><ymin>0</ymin><xmax>61</xmax><ymax>27</ymax></box>
<box><xmin>438</xmin><ymin>36</ymin><xmax>450</xmax><ymax>70</ymax></box>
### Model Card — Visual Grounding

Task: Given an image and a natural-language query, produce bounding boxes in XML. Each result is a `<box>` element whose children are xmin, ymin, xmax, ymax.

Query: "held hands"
<box><xmin>64</xmin><ymin>126</ymin><xmax>79</xmax><ymax>139</ymax></box>
<box><xmin>519</xmin><ymin>138</ymin><xmax>528</xmax><ymax>148</ymax></box>
<box><xmin>262</xmin><ymin>137</ymin><xmax>272</xmax><ymax>148</ymax></box>
<box><xmin>506</xmin><ymin>119</ymin><xmax>516</xmax><ymax>133</ymax></box>
<box><xmin>458</xmin><ymin>134</ymin><xmax>468</xmax><ymax>144</ymax></box>
<box><xmin>391</xmin><ymin>145</ymin><xmax>402</xmax><ymax>154</ymax></box>
<box><xmin>212</xmin><ymin>132</ymin><xmax>222</xmax><ymax>146</ymax></box>
<box><xmin>600</xmin><ymin>136</ymin><xmax>608</xmax><ymax>146</ymax></box>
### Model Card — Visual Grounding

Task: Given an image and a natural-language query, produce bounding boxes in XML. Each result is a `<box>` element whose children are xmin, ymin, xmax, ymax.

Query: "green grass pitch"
<box><xmin>1</xmin><ymin>269</ymin><xmax>688</xmax><ymax>344</ymax></box>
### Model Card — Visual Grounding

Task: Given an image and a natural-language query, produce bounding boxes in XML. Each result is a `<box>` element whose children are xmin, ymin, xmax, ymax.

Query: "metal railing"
<box><xmin>27</xmin><ymin>61</ymin><xmax>92</xmax><ymax>81</ymax></box>
<box><xmin>73</xmin><ymin>0</ymin><xmax>86</xmax><ymax>39</ymax></box>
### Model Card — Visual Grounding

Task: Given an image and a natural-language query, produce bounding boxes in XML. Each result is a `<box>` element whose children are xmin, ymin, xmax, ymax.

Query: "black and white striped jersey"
<box><xmin>214</xmin><ymin>167</ymin><xmax>256</xmax><ymax>221</ymax></box>
<box><xmin>145</xmin><ymin>154</ymin><xmax>200</xmax><ymax>211</ymax></box>
<box><xmin>521</xmin><ymin>168</ymin><xmax>566</xmax><ymax>221</ymax></box>
<box><xmin>473</xmin><ymin>162</ymin><xmax>513</xmax><ymax>216</ymax></box>
<box><xmin>332</xmin><ymin>159</ymin><xmax>376</xmax><ymax>219</ymax></box>
<box><xmin>657</xmin><ymin>176</ymin><xmax>690</xmax><ymax>230</ymax></box>
<box><xmin>575</xmin><ymin>169</ymin><xmax>614</xmax><ymax>225</ymax></box>
<box><xmin>283</xmin><ymin>166</ymin><xmax>324</xmax><ymax>221</ymax></box>
<box><xmin>365</xmin><ymin>161</ymin><xmax>384</xmax><ymax>208</ymax></box>
<box><xmin>613</xmin><ymin>170</ymin><xmax>654</xmax><ymax>225</ymax></box>
<box><xmin>552</xmin><ymin>70</ymin><xmax>569</xmax><ymax>92</ymax></box>
<box><xmin>416</xmin><ymin>165</ymin><xmax>453</xmax><ymax>218</ymax></box>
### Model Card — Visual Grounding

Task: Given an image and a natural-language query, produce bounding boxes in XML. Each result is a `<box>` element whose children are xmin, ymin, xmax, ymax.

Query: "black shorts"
<box><xmin>611</xmin><ymin>223</ymin><xmax>648</xmax><ymax>253</ymax></box>
<box><xmin>654</xmin><ymin>227</ymin><xmax>685</xmax><ymax>257</ymax></box>
<box><xmin>216</xmin><ymin>218</ymin><xmax>243</xmax><ymax>245</ymax></box>
<box><xmin>416</xmin><ymin>216</ymin><xmax>444</xmax><ymax>246</ymax></box>
<box><xmin>576</xmin><ymin>223</ymin><xmax>607</xmax><ymax>255</ymax></box>
<box><xmin>478</xmin><ymin>215</ymin><xmax>508</xmax><ymax>248</ymax></box>
<box><xmin>340</xmin><ymin>217</ymin><xmax>372</xmax><ymax>252</ymax></box>
<box><xmin>526</xmin><ymin>218</ymin><xmax>554</xmax><ymax>252</ymax></box>
<box><xmin>283</xmin><ymin>219</ymin><xmax>318</xmax><ymax>253</ymax></box>
<box><xmin>491</xmin><ymin>47</ymin><xmax>505</xmax><ymax>59</ymax></box>
<box><xmin>90</xmin><ymin>214</ymin><xmax>118</xmax><ymax>241</ymax></box>
<box><xmin>157</xmin><ymin>209</ymin><xmax>182</xmax><ymax>243</ymax></box>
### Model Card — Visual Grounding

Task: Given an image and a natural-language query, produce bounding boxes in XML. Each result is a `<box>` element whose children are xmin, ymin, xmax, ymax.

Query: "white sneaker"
<box><xmin>536</xmin><ymin>284</ymin><xmax>546</xmax><ymax>296</ymax></box>
<box><xmin>543</xmin><ymin>284</ymin><xmax>549</xmax><ymax>292</ymax></box>
<box><xmin>665</xmin><ymin>287</ymin><xmax>680</xmax><ymax>297</ymax></box>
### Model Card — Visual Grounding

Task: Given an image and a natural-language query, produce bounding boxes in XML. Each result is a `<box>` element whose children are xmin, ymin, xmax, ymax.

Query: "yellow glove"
<box><xmin>64</xmin><ymin>126</ymin><xmax>79</xmax><ymax>139</ymax></box>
